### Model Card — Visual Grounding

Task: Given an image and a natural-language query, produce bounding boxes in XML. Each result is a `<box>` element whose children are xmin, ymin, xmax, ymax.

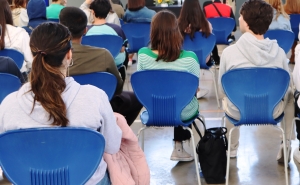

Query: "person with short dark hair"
<box><xmin>123</xmin><ymin>0</ymin><xmax>155</xmax><ymax>23</ymax></box>
<box><xmin>86</xmin><ymin>0</ymin><xmax>127</xmax><ymax>67</ymax></box>
<box><xmin>59</xmin><ymin>7</ymin><xmax>143</xmax><ymax>127</ymax></box>
<box><xmin>218</xmin><ymin>0</ymin><xmax>294</xmax><ymax>161</ymax></box>
<box><xmin>138</xmin><ymin>10</ymin><xmax>200</xmax><ymax>161</ymax></box>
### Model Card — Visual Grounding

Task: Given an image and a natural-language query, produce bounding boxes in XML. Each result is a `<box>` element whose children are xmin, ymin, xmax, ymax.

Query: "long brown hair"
<box><xmin>11</xmin><ymin>0</ymin><xmax>29</xmax><ymax>9</ymax></box>
<box><xmin>284</xmin><ymin>0</ymin><xmax>300</xmax><ymax>14</ymax></box>
<box><xmin>29</xmin><ymin>23</ymin><xmax>72</xmax><ymax>127</ymax></box>
<box><xmin>264</xmin><ymin>0</ymin><xmax>289</xmax><ymax>20</ymax></box>
<box><xmin>0</xmin><ymin>0</ymin><xmax>13</xmax><ymax>49</ymax></box>
<box><xmin>178</xmin><ymin>0</ymin><xmax>211</xmax><ymax>39</ymax></box>
<box><xmin>151</xmin><ymin>10</ymin><xmax>182</xmax><ymax>62</ymax></box>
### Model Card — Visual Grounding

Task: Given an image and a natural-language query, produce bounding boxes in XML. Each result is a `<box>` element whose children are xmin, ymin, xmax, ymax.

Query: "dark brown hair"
<box><xmin>127</xmin><ymin>0</ymin><xmax>145</xmax><ymax>11</ymax></box>
<box><xmin>12</xmin><ymin>0</ymin><xmax>29</xmax><ymax>9</ymax></box>
<box><xmin>178</xmin><ymin>0</ymin><xmax>211</xmax><ymax>39</ymax></box>
<box><xmin>0</xmin><ymin>0</ymin><xmax>13</xmax><ymax>50</ymax></box>
<box><xmin>240</xmin><ymin>0</ymin><xmax>273</xmax><ymax>35</ymax></box>
<box><xmin>151</xmin><ymin>10</ymin><xmax>182</xmax><ymax>62</ymax></box>
<box><xmin>29</xmin><ymin>23</ymin><xmax>72</xmax><ymax>127</ymax></box>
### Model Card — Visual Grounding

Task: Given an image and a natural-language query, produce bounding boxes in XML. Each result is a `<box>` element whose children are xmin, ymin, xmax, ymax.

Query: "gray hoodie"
<box><xmin>218</xmin><ymin>32</ymin><xmax>290</xmax><ymax>118</ymax></box>
<box><xmin>0</xmin><ymin>77</ymin><xmax>122</xmax><ymax>184</ymax></box>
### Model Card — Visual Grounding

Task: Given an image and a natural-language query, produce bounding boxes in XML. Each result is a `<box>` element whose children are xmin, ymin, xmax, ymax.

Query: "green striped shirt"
<box><xmin>137</xmin><ymin>47</ymin><xmax>200</xmax><ymax>121</ymax></box>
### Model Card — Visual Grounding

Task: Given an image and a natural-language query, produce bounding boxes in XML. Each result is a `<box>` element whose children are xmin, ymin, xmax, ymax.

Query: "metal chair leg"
<box><xmin>276</xmin><ymin>125</ymin><xmax>289</xmax><ymax>185</ymax></box>
<box><xmin>137</xmin><ymin>125</ymin><xmax>147</xmax><ymax>151</ymax></box>
<box><xmin>184</xmin><ymin>126</ymin><xmax>201</xmax><ymax>185</ymax></box>
<box><xmin>209</xmin><ymin>68</ymin><xmax>220</xmax><ymax>108</ymax></box>
<box><xmin>226</xmin><ymin>126</ymin><xmax>239</xmax><ymax>185</ymax></box>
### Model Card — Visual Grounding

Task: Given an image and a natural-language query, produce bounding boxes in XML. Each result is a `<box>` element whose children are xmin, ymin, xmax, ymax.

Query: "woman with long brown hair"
<box><xmin>178</xmin><ymin>0</ymin><xmax>212</xmax><ymax>99</ymax></box>
<box><xmin>284</xmin><ymin>0</ymin><xmax>300</xmax><ymax>14</ymax></box>
<box><xmin>0</xmin><ymin>0</ymin><xmax>32</xmax><ymax>73</ymax></box>
<box><xmin>11</xmin><ymin>0</ymin><xmax>29</xmax><ymax>26</ymax></box>
<box><xmin>137</xmin><ymin>10</ymin><xmax>200</xmax><ymax>162</ymax></box>
<box><xmin>0</xmin><ymin>22</ymin><xmax>122</xmax><ymax>185</ymax></box>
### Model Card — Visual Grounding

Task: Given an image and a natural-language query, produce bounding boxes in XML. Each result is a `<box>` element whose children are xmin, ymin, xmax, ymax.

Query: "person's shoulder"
<box><xmin>180</xmin><ymin>50</ymin><xmax>198</xmax><ymax>60</ymax></box>
<box><xmin>138</xmin><ymin>47</ymin><xmax>152</xmax><ymax>55</ymax></box>
<box><xmin>0</xmin><ymin>56</ymin><xmax>14</xmax><ymax>63</ymax></box>
<box><xmin>74</xmin><ymin>44</ymin><xmax>112</xmax><ymax>57</ymax></box>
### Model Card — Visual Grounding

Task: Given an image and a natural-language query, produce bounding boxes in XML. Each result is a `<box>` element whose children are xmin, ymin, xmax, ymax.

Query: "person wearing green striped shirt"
<box><xmin>137</xmin><ymin>10</ymin><xmax>200</xmax><ymax>162</ymax></box>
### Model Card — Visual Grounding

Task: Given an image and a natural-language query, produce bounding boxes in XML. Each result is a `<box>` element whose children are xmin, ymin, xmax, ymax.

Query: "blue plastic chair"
<box><xmin>208</xmin><ymin>17</ymin><xmax>236</xmax><ymax>45</ymax></box>
<box><xmin>290</xmin><ymin>14</ymin><xmax>300</xmax><ymax>41</ymax></box>
<box><xmin>0</xmin><ymin>73</ymin><xmax>21</xmax><ymax>104</ymax></box>
<box><xmin>0</xmin><ymin>49</ymin><xmax>24</xmax><ymax>69</ymax></box>
<box><xmin>119</xmin><ymin>18</ymin><xmax>124</xmax><ymax>26</ymax></box>
<box><xmin>72</xmin><ymin>72</ymin><xmax>117</xmax><ymax>100</ymax></box>
<box><xmin>221</xmin><ymin>67</ymin><xmax>290</xmax><ymax>185</ymax></box>
<box><xmin>0</xmin><ymin>127</ymin><xmax>105</xmax><ymax>185</ymax></box>
<box><xmin>48</xmin><ymin>18</ymin><xmax>59</xmax><ymax>22</ymax></box>
<box><xmin>183</xmin><ymin>32</ymin><xmax>220</xmax><ymax>107</ymax></box>
<box><xmin>82</xmin><ymin>35</ymin><xmax>123</xmax><ymax>58</ymax></box>
<box><xmin>264</xmin><ymin>29</ymin><xmax>295</xmax><ymax>54</ymax></box>
<box><xmin>131</xmin><ymin>70</ymin><xmax>205</xmax><ymax>185</ymax></box>
<box><xmin>121</xmin><ymin>23</ymin><xmax>151</xmax><ymax>53</ymax></box>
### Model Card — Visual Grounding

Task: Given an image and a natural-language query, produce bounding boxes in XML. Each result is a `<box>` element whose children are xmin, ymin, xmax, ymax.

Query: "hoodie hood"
<box><xmin>236</xmin><ymin>32</ymin><xmax>279</xmax><ymax>66</ymax></box>
<box><xmin>27</xmin><ymin>0</ymin><xmax>47</xmax><ymax>22</ymax></box>
<box><xmin>17</xmin><ymin>77</ymin><xmax>81</xmax><ymax>124</ymax></box>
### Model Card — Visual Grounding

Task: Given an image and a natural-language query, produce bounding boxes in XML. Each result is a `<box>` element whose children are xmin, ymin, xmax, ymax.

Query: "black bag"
<box><xmin>193</xmin><ymin>120</ymin><xmax>228</xmax><ymax>184</ymax></box>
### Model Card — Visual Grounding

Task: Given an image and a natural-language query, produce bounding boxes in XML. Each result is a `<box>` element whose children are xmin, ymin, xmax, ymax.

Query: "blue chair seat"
<box><xmin>0</xmin><ymin>49</ymin><xmax>24</xmax><ymax>69</ymax></box>
<box><xmin>0</xmin><ymin>73</ymin><xmax>21</xmax><ymax>103</ymax></box>
<box><xmin>0</xmin><ymin>127</ymin><xmax>105</xmax><ymax>185</ymax></box>
<box><xmin>221</xmin><ymin>67</ymin><xmax>290</xmax><ymax>185</ymax></box>
<box><xmin>131</xmin><ymin>70</ymin><xmax>205</xmax><ymax>185</ymax></box>
<box><xmin>208</xmin><ymin>17</ymin><xmax>236</xmax><ymax>45</ymax></box>
<box><xmin>72</xmin><ymin>72</ymin><xmax>117</xmax><ymax>100</ymax></box>
<box><xmin>264</xmin><ymin>29</ymin><xmax>295</xmax><ymax>54</ymax></box>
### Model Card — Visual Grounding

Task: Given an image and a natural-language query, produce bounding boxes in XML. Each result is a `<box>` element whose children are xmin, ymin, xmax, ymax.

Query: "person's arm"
<box><xmin>98</xmin><ymin>91</ymin><xmax>122</xmax><ymax>154</ymax></box>
<box><xmin>80</xmin><ymin>0</ymin><xmax>94</xmax><ymax>25</ymax></box>
<box><xmin>105</xmin><ymin>51</ymin><xmax>124</xmax><ymax>95</ymax></box>
<box><xmin>218</xmin><ymin>48</ymin><xmax>228</xmax><ymax>99</ymax></box>
<box><xmin>21</xmin><ymin>30</ymin><xmax>33</xmax><ymax>73</ymax></box>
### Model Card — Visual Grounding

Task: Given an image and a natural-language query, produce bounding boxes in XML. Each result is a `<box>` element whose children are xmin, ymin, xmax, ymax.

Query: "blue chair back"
<box><xmin>183</xmin><ymin>32</ymin><xmax>216</xmax><ymax>69</ymax></box>
<box><xmin>264</xmin><ymin>29</ymin><xmax>295</xmax><ymax>54</ymax></box>
<box><xmin>72</xmin><ymin>72</ymin><xmax>117</xmax><ymax>100</ymax></box>
<box><xmin>82</xmin><ymin>35</ymin><xmax>123</xmax><ymax>58</ymax></box>
<box><xmin>119</xmin><ymin>18</ymin><xmax>124</xmax><ymax>26</ymax></box>
<box><xmin>0</xmin><ymin>73</ymin><xmax>21</xmax><ymax>103</ymax></box>
<box><xmin>121</xmin><ymin>23</ymin><xmax>151</xmax><ymax>53</ymax></box>
<box><xmin>290</xmin><ymin>14</ymin><xmax>300</xmax><ymax>41</ymax></box>
<box><xmin>48</xmin><ymin>19</ymin><xmax>59</xmax><ymax>22</ymax></box>
<box><xmin>0</xmin><ymin>127</ymin><xmax>105</xmax><ymax>185</ymax></box>
<box><xmin>131</xmin><ymin>70</ymin><xmax>198</xmax><ymax>127</ymax></box>
<box><xmin>0</xmin><ymin>49</ymin><xmax>24</xmax><ymax>69</ymax></box>
<box><xmin>208</xmin><ymin>17</ymin><xmax>236</xmax><ymax>45</ymax></box>
<box><xmin>221</xmin><ymin>68</ymin><xmax>290</xmax><ymax>126</ymax></box>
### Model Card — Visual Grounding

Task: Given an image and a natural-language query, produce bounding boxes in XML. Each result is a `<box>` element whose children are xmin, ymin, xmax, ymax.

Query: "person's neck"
<box><xmin>52</xmin><ymin>1</ymin><xmax>61</xmax><ymax>4</ymax></box>
<box><xmin>247</xmin><ymin>30</ymin><xmax>264</xmax><ymax>40</ymax></box>
<box><xmin>93</xmin><ymin>18</ymin><xmax>106</xmax><ymax>25</ymax></box>
<box><xmin>72</xmin><ymin>38</ymin><xmax>82</xmax><ymax>44</ymax></box>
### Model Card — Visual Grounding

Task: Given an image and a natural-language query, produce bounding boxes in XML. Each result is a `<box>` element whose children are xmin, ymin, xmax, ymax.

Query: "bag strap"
<box><xmin>192</xmin><ymin>117</ymin><xmax>206</xmax><ymax>139</ymax></box>
<box><xmin>212</xmin><ymin>3</ymin><xmax>223</xmax><ymax>17</ymax></box>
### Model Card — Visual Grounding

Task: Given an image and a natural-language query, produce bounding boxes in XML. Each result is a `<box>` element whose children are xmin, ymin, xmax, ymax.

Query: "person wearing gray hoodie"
<box><xmin>0</xmin><ymin>23</ymin><xmax>122</xmax><ymax>185</ymax></box>
<box><xmin>218</xmin><ymin>0</ymin><xmax>294</xmax><ymax>162</ymax></box>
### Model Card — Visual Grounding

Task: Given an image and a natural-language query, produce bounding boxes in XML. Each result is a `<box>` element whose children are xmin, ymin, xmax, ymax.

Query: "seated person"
<box><xmin>265</xmin><ymin>0</ymin><xmax>291</xmax><ymax>31</ymax></box>
<box><xmin>0</xmin><ymin>0</ymin><xmax>32</xmax><ymax>73</ymax></box>
<box><xmin>59</xmin><ymin>7</ymin><xmax>143</xmax><ymax>126</ymax></box>
<box><xmin>11</xmin><ymin>0</ymin><xmax>29</xmax><ymax>27</ymax></box>
<box><xmin>23</xmin><ymin>0</ymin><xmax>49</xmax><ymax>35</ymax></box>
<box><xmin>138</xmin><ymin>10</ymin><xmax>200</xmax><ymax>161</ymax></box>
<box><xmin>218</xmin><ymin>0</ymin><xmax>294</xmax><ymax>161</ymax></box>
<box><xmin>85</xmin><ymin>0</ymin><xmax>127</xmax><ymax>68</ymax></box>
<box><xmin>123</xmin><ymin>0</ymin><xmax>156</xmax><ymax>23</ymax></box>
<box><xmin>0</xmin><ymin>22</ymin><xmax>122</xmax><ymax>184</ymax></box>
<box><xmin>203</xmin><ymin>0</ymin><xmax>237</xmax><ymax>65</ymax></box>
<box><xmin>46</xmin><ymin>0</ymin><xmax>65</xmax><ymax>19</ymax></box>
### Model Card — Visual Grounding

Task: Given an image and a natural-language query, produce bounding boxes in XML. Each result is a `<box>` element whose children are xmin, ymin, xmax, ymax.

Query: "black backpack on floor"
<box><xmin>193</xmin><ymin>120</ymin><xmax>228</xmax><ymax>184</ymax></box>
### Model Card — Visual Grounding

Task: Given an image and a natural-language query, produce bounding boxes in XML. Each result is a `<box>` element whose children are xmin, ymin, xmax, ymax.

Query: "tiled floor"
<box><xmin>1</xmin><ymin>30</ymin><xmax>299</xmax><ymax>185</ymax></box>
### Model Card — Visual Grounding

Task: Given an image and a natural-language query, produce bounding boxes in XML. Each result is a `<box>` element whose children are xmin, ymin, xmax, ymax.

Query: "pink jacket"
<box><xmin>103</xmin><ymin>113</ymin><xmax>150</xmax><ymax>185</ymax></box>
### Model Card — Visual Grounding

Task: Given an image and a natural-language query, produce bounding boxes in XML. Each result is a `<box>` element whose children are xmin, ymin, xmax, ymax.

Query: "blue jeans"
<box><xmin>96</xmin><ymin>170</ymin><xmax>111</xmax><ymax>185</ymax></box>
